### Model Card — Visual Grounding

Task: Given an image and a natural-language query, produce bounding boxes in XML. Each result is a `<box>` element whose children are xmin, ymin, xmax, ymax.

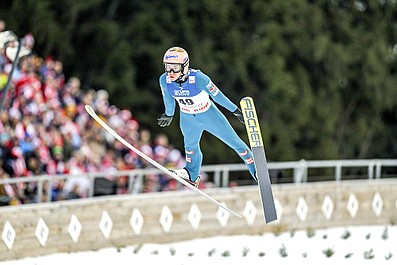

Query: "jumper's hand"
<box><xmin>233</xmin><ymin>108</ymin><xmax>245</xmax><ymax>124</ymax></box>
<box><xmin>157</xmin><ymin>113</ymin><xmax>173</xmax><ymax>127</ymax></box>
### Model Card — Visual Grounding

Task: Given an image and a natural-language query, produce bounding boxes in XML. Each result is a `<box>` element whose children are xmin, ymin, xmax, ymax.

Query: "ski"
<box><xmin>240</xmin><ymin>97</ymin><xmax>277</xmax><ymax>223</ymax></box>
<box><xmin>85</xmin><ymin>105</ymin><xmax>242</xmax><ymax>218</ymax></box>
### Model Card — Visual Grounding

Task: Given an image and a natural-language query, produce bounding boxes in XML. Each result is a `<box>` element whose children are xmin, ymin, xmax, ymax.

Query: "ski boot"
<box><xmin>169</xmin><ymin>168</ymin><xmax>200</xmax><ymax>188</ymax></box>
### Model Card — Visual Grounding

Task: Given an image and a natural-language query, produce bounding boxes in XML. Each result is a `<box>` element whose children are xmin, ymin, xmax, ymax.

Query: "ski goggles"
<box><xmin>164</xmin><ymin>63</ymin><xmax>183</xmax><ymax>73</ymax></box>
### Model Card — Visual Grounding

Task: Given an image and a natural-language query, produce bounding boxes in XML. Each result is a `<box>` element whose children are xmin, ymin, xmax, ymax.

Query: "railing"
<box><xmin>1</xmin><ymin>159</ymin><xmax>396</xmax><ymax>203</ymax></box>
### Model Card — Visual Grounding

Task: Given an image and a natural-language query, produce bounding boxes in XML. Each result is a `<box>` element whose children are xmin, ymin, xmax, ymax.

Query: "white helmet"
<box><xmin>163</xmin><ymin>47</ymin><xmax>189</xmax><ymax>80</ymax></box>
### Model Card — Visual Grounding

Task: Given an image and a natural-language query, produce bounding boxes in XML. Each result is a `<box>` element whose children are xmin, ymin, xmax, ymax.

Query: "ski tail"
<box><xmin>240</xmin><ymin>97</ymin><xmax>277</xmax><ymax>223</ymax></box>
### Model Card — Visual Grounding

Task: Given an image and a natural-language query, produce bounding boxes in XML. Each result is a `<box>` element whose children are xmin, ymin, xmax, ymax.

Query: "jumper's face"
<box><xmin>164</xmin><ymin>63</ymin><xmax>183</xmax><ymax>81</ymax></box>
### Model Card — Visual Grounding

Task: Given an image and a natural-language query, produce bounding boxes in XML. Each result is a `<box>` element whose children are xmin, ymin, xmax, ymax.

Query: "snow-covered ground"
<box><xmin>1</xmin><ymin>225</ymin><xmax>395</xmax><ymax>265</ymax></box>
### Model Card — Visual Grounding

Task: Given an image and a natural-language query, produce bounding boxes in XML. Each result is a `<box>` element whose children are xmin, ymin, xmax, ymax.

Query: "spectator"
<box><xmin>64</xmin><ymin>184</ymin><xmax>81</xmax><ymax>200</ymax></box>
<box><xmin>0</xmin><ymin>161</ymin><xmax>21</xmax><ymax>206</ymax></box>
<box><xmin>22</xmin><ymin>33</ymin><xmax>34</xmax><ymax>50</ymax></box>
<box><xmin>115</xmin><ymin>156</ymin><xmax>132</xmax><ymax>194</ymax></box>
<box><xmin>0</xmin><ymin>31</ymin><xmax>194</xmax><ymax>205</ymax></box>
<box><xmin>0</xmin><ymin>20</ymin><xmax>5</xmax><ymax>32</ymax></box>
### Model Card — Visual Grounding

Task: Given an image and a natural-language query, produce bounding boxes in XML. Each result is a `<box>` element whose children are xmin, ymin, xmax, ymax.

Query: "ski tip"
<box><xmin>85</xmin><ymin>105</ymin><xmax>94</xmax><ymax>115</ymax></box>
<box><xmin>240</xmin><ymin>96</ymin><xmax>253</xmax><ymax>102</ymax></box>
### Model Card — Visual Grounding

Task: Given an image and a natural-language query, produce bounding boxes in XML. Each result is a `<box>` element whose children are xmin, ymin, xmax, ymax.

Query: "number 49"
<box><xmin>179</xmin><ymin>99</ymin><xmax>194</xmax><ymax>105</ymax></box>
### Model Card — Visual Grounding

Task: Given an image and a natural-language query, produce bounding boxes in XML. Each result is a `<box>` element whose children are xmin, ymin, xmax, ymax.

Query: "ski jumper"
<box><xmin>159</xmin><ymin>69</ymin><xmax>256</xmax><ymax>181</ymax></box>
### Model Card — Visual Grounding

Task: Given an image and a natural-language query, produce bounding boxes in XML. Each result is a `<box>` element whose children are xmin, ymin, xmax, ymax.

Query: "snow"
<box><xmin>1</xmin><ymin>225</ymin><xmax>395</xmax><ymax>265</ymax></box>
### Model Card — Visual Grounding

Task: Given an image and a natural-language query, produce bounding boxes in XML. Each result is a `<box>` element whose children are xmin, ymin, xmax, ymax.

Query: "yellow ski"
<box><xmin>240</xmin><ymin>97</ymin><xmax>277</xmax><ymax>223</ymax></box>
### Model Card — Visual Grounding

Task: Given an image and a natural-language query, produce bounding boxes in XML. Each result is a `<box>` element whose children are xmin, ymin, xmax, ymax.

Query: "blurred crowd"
<box><xmin>0</xmin><ymin>21</ymin><xmax>191</xmax><ymax>206</ymax></box>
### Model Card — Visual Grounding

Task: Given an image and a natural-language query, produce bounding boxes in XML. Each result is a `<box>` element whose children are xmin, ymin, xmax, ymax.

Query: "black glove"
<box><xmin>157</xmin><ymin>113</ymin><xmax>173</xmax><ymax>127</ymax></box>
<box><xmin>233</xmin><ymin>108</ymin><xmax>245</xmax><ymax>124</ymax></box>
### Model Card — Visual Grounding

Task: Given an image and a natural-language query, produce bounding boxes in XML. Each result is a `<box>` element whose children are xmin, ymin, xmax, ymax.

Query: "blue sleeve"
<box><xmin>196</xmin><ymin>71</ymin><xmax>238</xmax><ymax>112</ymax></box>
<box><xmin>159</xmin><ymin>74</ymin><xmax>176</xmax><ymax>116</ymax></box>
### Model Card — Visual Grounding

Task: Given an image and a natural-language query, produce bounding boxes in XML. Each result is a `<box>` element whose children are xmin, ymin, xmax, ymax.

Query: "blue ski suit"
<box><xmin>159</xmin><ymin>69</ymin><xmax>256</xmax><ymax>181</ymax></box>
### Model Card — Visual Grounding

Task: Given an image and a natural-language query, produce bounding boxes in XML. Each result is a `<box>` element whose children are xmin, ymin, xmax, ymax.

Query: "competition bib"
<box><xmin>175</xmin><ymin>90</ymin><xmax>212</xmax><ymax>114</ymax></box>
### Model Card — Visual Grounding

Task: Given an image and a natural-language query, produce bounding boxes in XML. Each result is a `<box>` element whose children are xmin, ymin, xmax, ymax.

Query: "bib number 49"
<box><xmin>179</xmin><ymin>98</ymin><xmax>194</xmax><ymax>105</ymax></box>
